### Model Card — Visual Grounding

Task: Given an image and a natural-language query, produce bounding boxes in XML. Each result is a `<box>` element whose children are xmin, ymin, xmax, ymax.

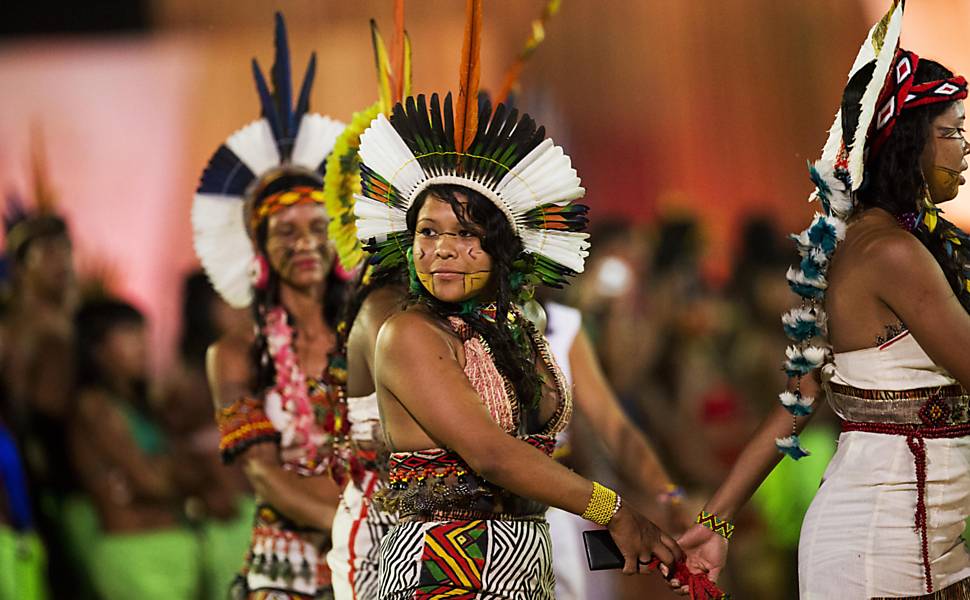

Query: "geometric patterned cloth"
<box><xmin>378</xmin><ymin>519</ymin><xmax>554</xmax><ymax>599</ymax></box>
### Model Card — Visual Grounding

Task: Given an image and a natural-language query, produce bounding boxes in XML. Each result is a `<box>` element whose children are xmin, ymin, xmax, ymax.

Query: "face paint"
<box><xmin>416</xmin><ymin>270</ymin><xmax>436</xmax><ymax>295</ymax></box>
<box><xmin>414</xmin><ymin>267</ymin><xmax>491</xmax><ymax>301</ymax></box>
<box><xmin>927</xmin><ymin>165</ymin><xmax>963</xmax><ymax>203</ymax></box>
<box><xmin>462</xmin><ymin>271</ymin><xmax>491</xmax><ymax>297</ymax></box>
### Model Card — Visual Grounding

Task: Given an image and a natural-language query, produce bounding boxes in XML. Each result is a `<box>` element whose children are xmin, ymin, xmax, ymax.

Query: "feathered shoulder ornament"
<box><xmin>776</xmin><ymin>0</ymin><xmax>904</xmax><ymax>459</ymax></box>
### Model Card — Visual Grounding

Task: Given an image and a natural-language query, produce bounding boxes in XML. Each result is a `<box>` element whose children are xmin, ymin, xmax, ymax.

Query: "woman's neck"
<box><xmin>279</xmin><ymin>282</ymin><xmax>327</xmax><ymax>335</ymax></box>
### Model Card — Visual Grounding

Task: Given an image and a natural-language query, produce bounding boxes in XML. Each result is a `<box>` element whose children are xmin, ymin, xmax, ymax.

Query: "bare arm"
<box><xmin>206</xmin><ymin>338</ymin><xmax>338</xmax><ymax>531</ymax></box>
<box><xmin>676</xmin><ymin>374</ymin><xmax>820</xmax><ymax>584</ymax></box>
<box><xmin>376</xmin><ymin>311</ymin><xmax>684</xmax><ymax>572</ymax></box>
<box><xmin>570</xmin><ymin>329</ymin><xmax>675</xmax><ymax>499</ymax></box>
<box><xmin>875</xmin><ymin>234</ymin><xmax>970</xmax><ymax>388</ymax></box>
<box><xmin>74</xmin><ymin>389</ymin><xmax>176</xmax><ymax>501</ymax></box>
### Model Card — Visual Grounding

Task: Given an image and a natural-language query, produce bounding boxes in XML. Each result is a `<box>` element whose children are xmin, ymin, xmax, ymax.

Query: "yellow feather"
<box><xmin>370</xmin><ymin>20</ymin><xmax>393</xmax><ymax>115</ymax></box>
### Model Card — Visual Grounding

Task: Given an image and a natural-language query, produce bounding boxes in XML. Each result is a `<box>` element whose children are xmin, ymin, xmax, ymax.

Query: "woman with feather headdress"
<box><xmin>192</xmin><ymin>13</ymin><xmax>357</xmax><ymax>599</ymax></box>
<box><xmin>346</xmin><ymin>2</ymin><xmax>687</xmax><ymax>597</ymax></box>
<box><xmin>678</xmin><ymin>2</ymin><xmax>970</xmax><ymax>598</ymax></box>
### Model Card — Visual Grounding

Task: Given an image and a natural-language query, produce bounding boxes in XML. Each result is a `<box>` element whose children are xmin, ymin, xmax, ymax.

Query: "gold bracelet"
<box><xmin>582</xmin><ymin>481</ymin><xmax>620</xmax><ymax>526</ymax></box>
<box><xmin>696</xmin><ymin>509</ymin><xmax>735</xmax><ymax>540</ymax></box>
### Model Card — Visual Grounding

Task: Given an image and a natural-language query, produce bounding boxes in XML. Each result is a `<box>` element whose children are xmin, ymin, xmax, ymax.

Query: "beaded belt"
<box><xmin>832</xmin><ymin>382</ymin><xmax>970</xmax><ymax>595</ymax></box>
<box><xmin>399</xmin><ymin>510</ymin><xmax>547</xmax><ymax>523</ymax></box>
<box><xmin>826</xmin><ymin>382</ymin><xmax>969</xmax><ymax>426</ymax></box>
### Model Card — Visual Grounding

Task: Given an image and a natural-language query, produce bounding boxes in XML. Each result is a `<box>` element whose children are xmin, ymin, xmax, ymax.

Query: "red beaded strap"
<box><xmin>841</xmin><ymin>420</ymin><xmax>970</xmax><ymax>593</ymax></box>
<box><xmin>217</xmin><ymin>396</ymin><xmax>280</xmax><ymax>464</ymax></box>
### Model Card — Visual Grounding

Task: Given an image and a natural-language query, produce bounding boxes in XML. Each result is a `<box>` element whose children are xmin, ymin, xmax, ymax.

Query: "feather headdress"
<box><xmin>325</xmin><ymin>1</ymin><xmax>413</xmax><ymax>271</ymax></box>
<box><xmin>5</xmin><ymin>125</ymin><xmax>68</xmax><ymax>261</ymax></box>
<box><xmin>191</xmin><ymin>13</ymin><xmax>343</xmax><ymax>308</ymax></box>
<box><xmin>353</xmin><ymin>0</ymin><xmax>588</xmax><ymax>289</ymax></box>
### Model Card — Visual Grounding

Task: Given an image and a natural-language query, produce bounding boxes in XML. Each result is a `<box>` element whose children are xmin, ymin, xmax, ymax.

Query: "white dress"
<box><xmin>798</xmin><ymin>331</ymin><xmax>970</xmax><ymax>598</ymax></box>
<box><xmin>327</xmin><ymin>393</ymin><xmax>396</xmax><ymax>600</ymax></box>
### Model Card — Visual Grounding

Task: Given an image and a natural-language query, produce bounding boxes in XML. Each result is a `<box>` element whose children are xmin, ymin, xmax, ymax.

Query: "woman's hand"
<box><xmin>673</xmin><ymin>523</ymin><xmax>728</xmax><ymax>590</ymax></box>
<box><xmin>607</xmin><ymin>504</ymin><xmax>684</xmax><ymax>575</ymax></box>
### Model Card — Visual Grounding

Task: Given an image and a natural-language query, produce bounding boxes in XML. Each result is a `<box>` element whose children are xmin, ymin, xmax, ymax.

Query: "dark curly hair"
<box><xmin>406</xmin><ymin>184</ymin><xmax>543</xmax><ymax>413</ymax></box>
<box><xmin>843</xmin><ymin>57</ymin><xmax>970</xmax><ymax>313</ymax></box>
<box><xmin>248</xmin><ymin>175</ymin><xmax>348</xmax><ymax>393</ymax></box>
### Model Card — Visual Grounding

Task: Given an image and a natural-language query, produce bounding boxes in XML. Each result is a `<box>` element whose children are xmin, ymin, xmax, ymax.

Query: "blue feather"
<box><xmin>251</xmin><ymin>58</ymin><xmax>283</xmax><ymax>146</ymax></box>
<box><xmin>800</xmin><ymin>254</ymin><xmax>823</xmax><ymax>279</ymax></box>
<box><xmin>272</xmin><ymin>12</ymin><xmax>293</xmax><ymax>140</ymax></box>
<box><xmin>783</xmin><ymin>319</ymin><xmax>819</xmax><ymax>341</ymax></box>
<box><xmin>776</xmin><ymin>436</ymin><xmax>810</xmax><ymax>460</ymax></box>
<box><xmin>294</xmin><ymin>52</ymin><xmax>317</xmax><ymax>133</ymax></box>
<box><xmin>808</xmin><ymin>219</ymin><xmax>838</xmax><ymax>254</ymax></box>
<box><xmin>196</xmin><ymin>145</ymin><xmax>256</xmax><ymax>195</ymax></box>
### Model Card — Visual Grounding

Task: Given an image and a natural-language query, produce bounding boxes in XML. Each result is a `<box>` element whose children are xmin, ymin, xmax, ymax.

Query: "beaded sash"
<box><xmin>830</xmin><ymin>382</ymin><xmax>970</xmax><ymax>595</ymax></box>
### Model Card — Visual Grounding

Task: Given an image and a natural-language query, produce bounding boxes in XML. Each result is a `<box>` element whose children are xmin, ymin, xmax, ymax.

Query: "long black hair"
<box><xmin>406</xmin><ymin>183</ymin><xmax>542</xmax><ymax>410</ymax></box>
<box><xmin>248</xmin><ymin>175</ymin><xmax>348</xmax><ymax>393</ymax></box>
<box><xmin>74</xmin><ymin>298</ymin><xmax>148</xmax><ymax>404</ymax></box>
<box><xmin>843</xmin><ymin>58</ymin><xmax>970</xmax><ymax>313</ymax></box>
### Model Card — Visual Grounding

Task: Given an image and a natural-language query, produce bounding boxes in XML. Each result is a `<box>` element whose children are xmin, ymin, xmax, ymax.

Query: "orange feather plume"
<box><xmin>454</xmin><ymin>0</ymin><xmax>482</xmax><ymax>155</ymax></box>
<box><xmin>495</xmin><ymin>0</ymin><xmax>560</xmax><ymax>106</ymax></box>
<box><xmin>390</xmin><ymin>0</ymin><xmax>406</xmax><ymax>103</ymax></box>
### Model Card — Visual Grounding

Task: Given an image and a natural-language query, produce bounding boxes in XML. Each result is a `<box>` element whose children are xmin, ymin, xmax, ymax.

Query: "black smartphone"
<box><xmin>582</xmin><ymin>529</ymin><xmax>624</xmax><ymax>571</ymax></box>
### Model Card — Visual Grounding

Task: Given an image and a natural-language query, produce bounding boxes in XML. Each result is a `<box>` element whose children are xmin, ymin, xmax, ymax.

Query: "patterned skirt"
<box><xmin>378</xmin><ymin>519</ymin><xmax>554</xmax><ymax>599</ymax></box>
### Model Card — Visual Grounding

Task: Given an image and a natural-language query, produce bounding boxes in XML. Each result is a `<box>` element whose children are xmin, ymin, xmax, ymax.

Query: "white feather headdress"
<box><xmin>191</xmin><ymin>14</ymin><xmax>343</xmax><ymax>308</ymax></box>
<box><xmin>353</xmin><ymin>93</ymin><xmax>589</xmax><ymax>288</ymax></box>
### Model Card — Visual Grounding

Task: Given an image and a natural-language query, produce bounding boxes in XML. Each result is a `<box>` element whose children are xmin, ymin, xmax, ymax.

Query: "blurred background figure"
<box><xmin>165</xmin><ymin>271</ymin><xmax>254</xmax><ymax>597</ymax></box>
<box><xmin>0</xmin><ymin>133</ymin><xmax>81</xmax><ymax>600</ymax></box>
<box><xmin>70</xmin><ymin>298</ymin><xmax>201</xmax><ymax>600</ymax></box>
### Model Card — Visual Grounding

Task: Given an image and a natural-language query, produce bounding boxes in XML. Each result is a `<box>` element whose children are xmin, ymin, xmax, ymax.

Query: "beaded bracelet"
<box><xmin>657</xmin><ymin>483</ymin><xmax>686</xmax><ymax>506</ymax></box>
<box><xmin>696</xmin><ymin>510</ymin><xmax>735</xmax><ymax>540</ymax></box>
<box><xmin>582</xmin><ymin>481</ymin><xmax>621</xmax><ymax>526</ymax></box>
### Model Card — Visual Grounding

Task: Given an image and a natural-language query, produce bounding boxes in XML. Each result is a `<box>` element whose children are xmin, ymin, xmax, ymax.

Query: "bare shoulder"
<box><xmin>206</xmin><ymin>331</ymin><xmax>254</xmax><ymax>406</ymax></box>
<box><xmin>377</xmin><ymin>307</ymin><xmax>457</xmax><ymax>360</ymax></box>
<box><xmin>355</xmin><ymin>285</ymin><xmax>408</xmax><ymax>337</ymax></box>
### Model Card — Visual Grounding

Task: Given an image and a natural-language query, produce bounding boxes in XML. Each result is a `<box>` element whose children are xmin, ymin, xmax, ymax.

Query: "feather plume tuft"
<box><xmin>454</xmin><ymin>0</ymin><xmax>483</xmax><ymax>154</ymax></box>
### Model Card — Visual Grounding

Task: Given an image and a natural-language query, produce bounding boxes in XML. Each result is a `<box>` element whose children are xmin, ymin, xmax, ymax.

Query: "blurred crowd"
<box><xmin>0</xmin><ymin>205</ymin><xmax>842</xmax><ymax>600</ymax></box>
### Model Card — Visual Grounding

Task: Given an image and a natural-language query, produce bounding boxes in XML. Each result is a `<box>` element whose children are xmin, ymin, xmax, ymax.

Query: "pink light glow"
<box><xmin>0</xmin><ymin>36</ymin><xmax>200</xmax><ymax>373</ymax></box>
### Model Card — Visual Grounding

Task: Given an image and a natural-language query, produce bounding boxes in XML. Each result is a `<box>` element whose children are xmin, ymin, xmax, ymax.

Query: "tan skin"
<box><xmin>71</xmin><ymin>323</ymin><xmax>182</xmax><ymax>532</ymax></box>
<box><xmin>374</xmin><ymin>194</ymin><xmax>685</xmax><ymax>575</ymax></box>
<box><xmin>207</xmin><ymin>202</ymin><xmax>342</xmax><ymax>531</ymax></box>
<box><xmin>675</xmin><ymin>101</ymin><xmax>970</xmax><ymax>590</ymax></box>
<box><xmin>2</xmin><ymin>233</ymin><xmax>78</xmax><ymax>422</ymax></box>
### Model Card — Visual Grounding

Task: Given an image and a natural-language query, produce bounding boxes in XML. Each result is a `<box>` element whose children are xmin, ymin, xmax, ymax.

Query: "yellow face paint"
<box><xmin>416</xmin><ymin>270</ymin><xmax>436</xmax><ymax>295</ymax></box>
<box><xmin>462</xmin><ymin>271</ymin><xmax>491</xmax><ymax>297</ymax></box>
<box><xmin>414</xmin><ymin>268</ymin><xmax>492</xmax><ymax>302</ymax></box>
<box><xmin>927</xmin><ymin>165</ymin><xmax>962</xmax><ymax>203</ymax></box>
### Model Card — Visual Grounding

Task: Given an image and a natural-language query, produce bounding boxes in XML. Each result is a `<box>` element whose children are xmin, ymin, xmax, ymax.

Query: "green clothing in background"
<box><xmin>752</xmin><ymin>424</ymin><xmax>838</xmax><ymax>548</ymax></box>
<box><xmin>201</xmin><ymin>495</ymin><xmax>256</xmax><ymax>598</ymax></box>
<box><xmin>0</xmin><ymin>526</ymin><xmax>47</xmax><ymax>600</ymax></box>
<box><xmin>90</xmin><ymin>528</ymin><xmax>201</xmax><ymax>600</ymax></box>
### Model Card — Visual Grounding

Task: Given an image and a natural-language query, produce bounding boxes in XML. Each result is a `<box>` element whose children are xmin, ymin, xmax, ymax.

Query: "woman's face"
<box><xmin>22</xmin><ymin>233</ymin><xmax>74</xmax><ymax>299</ymax></box>
<box><xmin>412</xmin><ymin>193</ymin><xmax>493</xmax><ymax>303</ymax></box>
<box><xmin>921</xmin><ymin>100</ymin><xmax>969</xmax><ymax>203</ymax></box>
<box><xmin>264</xmin><ymin>202</ymin><xmax>334</xmax><ymax>291</ymax></box>
<box><xmin>97</xmin><ymin>322</ymin><xmax>147</xmax><ymax>382</ymax></box>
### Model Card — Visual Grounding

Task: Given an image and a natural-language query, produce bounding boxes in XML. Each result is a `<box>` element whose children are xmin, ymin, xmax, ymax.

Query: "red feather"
<box><xmin>454</xmin><ymin>0</ymin><xmax>482</xmax><ymax>154</ymax></box>
<box><xmin>390</xmin><ymin>0</ymin><xmax>406</xmax><ymax>103</ymax></box>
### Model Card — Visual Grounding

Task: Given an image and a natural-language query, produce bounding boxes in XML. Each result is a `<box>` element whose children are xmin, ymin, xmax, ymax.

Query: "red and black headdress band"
<box><xmin>870</xmin><ymin>49</ymin><xmax>968</xmax><ymax>157</ymax></box>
